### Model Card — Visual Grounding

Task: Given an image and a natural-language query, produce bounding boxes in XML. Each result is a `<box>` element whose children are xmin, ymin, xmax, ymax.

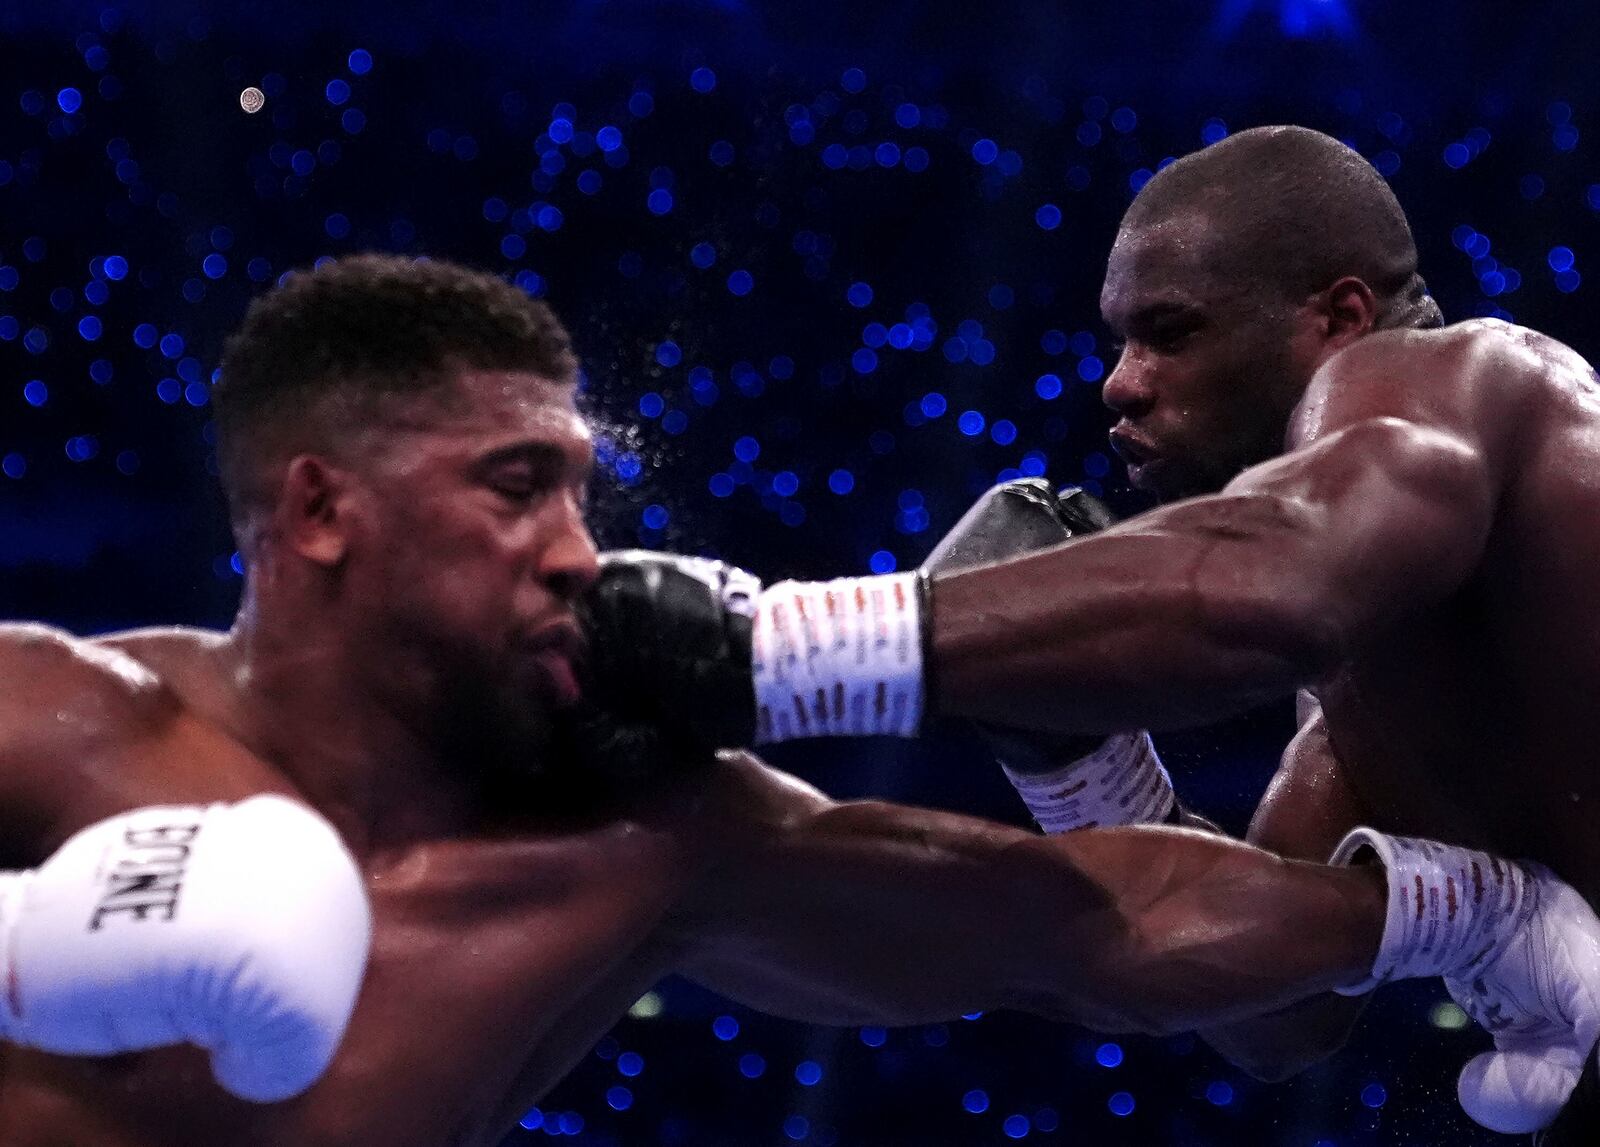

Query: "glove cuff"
<box><xmin>751</xmin><ymin>572</ymin><xmax>925</xmax><ymax>742</ymax></box>
<box><xmin>1329</xmin><ymin>828</ymin><xmax>1536</xmax><ymax>995</ymax></box>
<box><xmin>1001</xmin><ymin>731</ymin><xmax>1174</xmax><ymax>833</ymax></box>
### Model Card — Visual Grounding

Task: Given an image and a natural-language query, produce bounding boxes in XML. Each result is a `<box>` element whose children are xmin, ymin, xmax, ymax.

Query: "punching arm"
<box><xmin>668</xmin><ymin>753</ymin><xmax>1383</xmax><ymax>1032</ymax></box>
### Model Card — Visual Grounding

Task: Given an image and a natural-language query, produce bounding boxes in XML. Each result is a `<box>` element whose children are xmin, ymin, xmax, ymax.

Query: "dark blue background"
<box><xmin>4</xmin><ymin>1</ymin><xmax>1597</xmax><ymax>1142</ymax></box>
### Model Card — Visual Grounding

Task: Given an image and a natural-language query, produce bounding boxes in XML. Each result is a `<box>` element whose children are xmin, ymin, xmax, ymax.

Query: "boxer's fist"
<box><xmin>924</xmin><ymin>480</ymin><xmax>1114</xmax><ymax>773</ymax></box>
<box><xmin>923</xmin><ymin>478</ymin><xmax>1112</xmax><ymax>576</ymax></box>
<box><xmin>1448</xmin><ymin>866</ymin><xmax>1600</xmax><ymax>1134</ymax></box>
<box><xmin>921</xmin><ymin>481</ymin><xmax>1181</xmax><ymax>832</ymax></box>
<box><xmin>2</xmin><ymin>797</ymin><xmax>370</xmax><ymax>1103</ymax></box>
<box><xmin>578</xmin><ymin>551</ymin><xmax>762</xmax><ymax>750</ymax></box>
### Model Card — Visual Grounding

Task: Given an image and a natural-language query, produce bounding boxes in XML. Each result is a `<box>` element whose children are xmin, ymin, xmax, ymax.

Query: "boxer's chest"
<box><xmin>1316</xmin><ymin>575</ymin><xmax>1600</xmax><ymax>891</ymax></box>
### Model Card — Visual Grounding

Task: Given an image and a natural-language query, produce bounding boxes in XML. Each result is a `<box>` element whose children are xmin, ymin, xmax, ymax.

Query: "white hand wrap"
<box><xmin>0</xmin><ymin>795</ymin><xmax>371</xmax><ymax>1102</ymax></box>
<box><xmin>1000</xmin><ymin>731</ymin><xmax>1174</xmax><ymax>833</ymax></box>
<box><xmin>751</xmin><ymin>572</ymin><xmax>924</xmax><ymax>742</ymax></box>
<box><xmin>1328</xmin><ymin>828</ymin><xmax>1536</xmax><ymax>996</ymax></box>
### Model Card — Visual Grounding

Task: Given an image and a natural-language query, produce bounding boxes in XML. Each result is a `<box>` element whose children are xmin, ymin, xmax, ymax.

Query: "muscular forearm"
<box><xmin>931</xmin><ymin>493</ymin><xmax>1339</xmax><ymax>733</ymax></box>
<box><xmin>674</xmin><ymin>799</ymin><xmax>1383</xmax><ymax>1034</ymax></box>
<box><xmin>933</xmin><ymin>412</ymin><xmax>1494</xmax><ymax>737</ymax></box>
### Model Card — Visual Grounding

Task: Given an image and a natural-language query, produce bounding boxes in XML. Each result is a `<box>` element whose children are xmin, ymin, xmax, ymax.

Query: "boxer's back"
<box><xmin>1314</xmin><ymin>321</ymin><xmax>1600</xmax><ymax>897</ymax></box>
<box><xmin>0</xmin><ymin>628</ymin><xmax>705</xmax><ymax>1147</ymax></box>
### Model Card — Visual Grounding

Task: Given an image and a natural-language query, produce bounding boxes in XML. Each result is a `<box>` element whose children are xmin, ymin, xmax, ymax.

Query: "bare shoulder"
<box><xmin>0</xmin><ymin>622</ymin><xmax>177</xmax><ymax>752</ymax></box>
<box><xmin>92</xmin><ymin>624</ymin><xmax>230</xmax><ymax>683</ymax></box>
<box><xmin>1319</xmin><ymin>319</ymin><xmax>1585</xmax><ymax>397</ymax></box>
<box><xmin>1293</xmin><ymin>321</ymin><xmax>1571</xmax><ymax>465</ymax></box>
<box><xmin>0</xmin><ymin>622</ymin><xmax>170</xmax><ymax>707</ymax></box>
<box><xmin>0</xmin><ymin>624</ymin><xmax>189</xmax><ymax>847</ymax></box>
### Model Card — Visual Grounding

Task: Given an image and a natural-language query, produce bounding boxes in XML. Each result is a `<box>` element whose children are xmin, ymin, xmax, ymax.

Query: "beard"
<box><xmin>423</xmin><ymin>641</ymin><xmax>568</xmax><ymax>787</ymax></box>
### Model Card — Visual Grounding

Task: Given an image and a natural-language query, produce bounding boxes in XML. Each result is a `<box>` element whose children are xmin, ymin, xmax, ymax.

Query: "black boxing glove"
<box><xmin>578</xmin><ymin>484</ymin><xmax>1121</xmax><ymax>755</ymax></box>
<box><xmin>922</xmin><ymin>481</ymin><xmax>1179</xmax><ymax>832</ymax></box>
<box><xmin>577</xmin><ymin>553</ymin><xmax>764</xmax><ymax>751</ymax></box>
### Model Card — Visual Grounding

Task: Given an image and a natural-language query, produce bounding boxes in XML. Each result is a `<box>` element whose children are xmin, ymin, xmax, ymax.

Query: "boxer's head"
<box><xmin>1100</xmin><ymin>125</ymin><xmax>1443</xmax><ymax>498</ymax></box>
<box><xmin>215</xmin><ymin>254</ymin><xmax>597</xmax><ymax>747</ymax></box>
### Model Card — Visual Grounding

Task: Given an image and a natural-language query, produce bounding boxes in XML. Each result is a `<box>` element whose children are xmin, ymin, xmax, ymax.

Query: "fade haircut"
<box><xmin>1122</xmin><ymin>125</ymin><xmax>1443</xmax><ymax>330</ymax></box>
<box><xmin>215</xmin><ymin>253</ymin><xmax>579</xmax><ymax>545</ymax></box>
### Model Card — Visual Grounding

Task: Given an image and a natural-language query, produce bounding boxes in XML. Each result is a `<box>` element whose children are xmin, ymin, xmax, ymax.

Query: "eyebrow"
<box><xmin>476</xmin><ymin>440</ymin><xmax>595</xmax><ymax>483</ymax></box>
<box><xmin>1106</xmin><ymin>300</ymin><xmax>1206</xmax><ymax>334</ymax></box>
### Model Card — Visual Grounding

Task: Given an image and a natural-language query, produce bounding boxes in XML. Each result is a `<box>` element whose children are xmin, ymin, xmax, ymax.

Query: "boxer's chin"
<box><xmin>1127</xmin><ymin>457</ymin><xmax>1189</xmax><ymax>500</ymax></box>
<box><xmin>1127</xmin><ymin>457</ymin><xmax>1215</xmax><ymax>501</ymax></box>
<box><xmin>439</xmin><ymin>671</ymin><xmax>561</xmax><ymax>782</ymax></box>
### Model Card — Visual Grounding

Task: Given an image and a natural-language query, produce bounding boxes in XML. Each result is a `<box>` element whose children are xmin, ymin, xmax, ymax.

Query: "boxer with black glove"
<box><xmin>584</xmin><ymin>481</ymin><xmax>1173</xmax><ymax>833</ymax></box>
<box><xmin>919</xmin><ymin>481</ymin><xmax>1180</xmax><ymax>833</ymax></box>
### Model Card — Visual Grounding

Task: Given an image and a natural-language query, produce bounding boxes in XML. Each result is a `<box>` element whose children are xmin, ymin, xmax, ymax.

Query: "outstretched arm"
<box><xmin>933</xmin><ymin>335</ymin><xmax>1512</xmax><ymax>733</ymax></box>
<box><xmin>668</xmin><ymin>753</ymin><xmax>1383</xmax><ymax>1034</ymax></box>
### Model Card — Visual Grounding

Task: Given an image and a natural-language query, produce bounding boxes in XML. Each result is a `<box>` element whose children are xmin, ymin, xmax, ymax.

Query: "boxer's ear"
<box><xmin>279</xmin><ymin>454</ymin><xmax>356</xmax><ymax>568</ymax></box>
<box><xmin>1316</xmin><ymin>276</ymin><xmax>1379</xmax><ymax>348</ymax></box>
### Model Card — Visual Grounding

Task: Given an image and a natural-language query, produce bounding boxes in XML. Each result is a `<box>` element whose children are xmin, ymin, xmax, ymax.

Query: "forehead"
<box><xmin>383</xmin><ymin>369</ymin><xmax>590</xmax><ymax>457</ymax></box>
<box><xmin>1100</xmin><ymin>212</ymin><xmax>1238</xmax><ymax>323</ymax></box>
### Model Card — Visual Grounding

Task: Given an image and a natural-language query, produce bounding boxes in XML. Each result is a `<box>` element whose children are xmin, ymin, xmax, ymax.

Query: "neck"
<box><xmin>220</xmin><ymin>580</ymin><xmax>486</xmax><ymax>854</ymax></box>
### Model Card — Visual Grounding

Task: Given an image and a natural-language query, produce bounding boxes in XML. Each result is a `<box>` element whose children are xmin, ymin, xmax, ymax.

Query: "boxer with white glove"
<box><xmin>0</xmin><ymin>795</ymin><xmax>370</xmax><ymax>1102</ymax></box>
<box><xmin>1329</xmin><ymin>828</ymin><xmax>1600</xmax><ymax>1135</ymax></box>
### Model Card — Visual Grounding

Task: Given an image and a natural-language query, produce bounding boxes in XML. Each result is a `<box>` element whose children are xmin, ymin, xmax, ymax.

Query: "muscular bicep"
<box><xmin>1206</xmin><ymin>413</ymin><xmax>1495</xmax><ymax>661</ymax></box>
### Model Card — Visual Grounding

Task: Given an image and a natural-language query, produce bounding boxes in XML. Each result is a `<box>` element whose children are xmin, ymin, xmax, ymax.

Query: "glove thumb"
<box><xmin>1458</xmin><ymin>1046</ymin><xmax>1586</xmax><ymax>1134</ymax></box>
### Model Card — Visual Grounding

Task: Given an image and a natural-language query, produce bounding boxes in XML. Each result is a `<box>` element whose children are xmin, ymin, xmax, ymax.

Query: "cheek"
<box><xmin>381</xmin><ymin>504</ymin><xmax>524</xmax><ymax>620</ymax></box>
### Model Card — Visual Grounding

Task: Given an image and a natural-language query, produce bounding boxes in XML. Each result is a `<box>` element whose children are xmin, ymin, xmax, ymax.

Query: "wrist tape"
<box><xmin>751</xmin><ymin>572</ymin><xmax>924</xmax><ymax>743</ymax></box>
<box><xmin>1001</xmin><ymin>731</ymin><xmax>1175</xmax><ymax>833</ymax></box>
<box><xmin>1329</xmin><ymin>828</ymin><xmax>1536</xmax><ymax>996</ymax></box>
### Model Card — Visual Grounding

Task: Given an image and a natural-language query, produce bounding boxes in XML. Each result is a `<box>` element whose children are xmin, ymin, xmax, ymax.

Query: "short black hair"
<box><xmin>1123</xmin><ymin>125</ymin><xmax>1443</xmax><ymax>330</ymax></box>
<box><xmin>214</xmin><ymin>253</ymin><xmax>578</xmax><ymax>540</ymax></box>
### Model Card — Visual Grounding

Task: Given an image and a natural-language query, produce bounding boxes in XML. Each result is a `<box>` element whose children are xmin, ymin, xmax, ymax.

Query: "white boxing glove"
<box><xmin>1448</xmin><ymin>870</ymin><xmax>1600</xmax><ymax>1134</ymax></box>
<box><xmin>1329</xmin><ymin>828</ymin><xmax>1600</xmax><ymax>1134</ymax></box>
<box><xmin>0</xmin><ymin>795</ymin><xmax>372</xmax><ymax>1102</ymax></box>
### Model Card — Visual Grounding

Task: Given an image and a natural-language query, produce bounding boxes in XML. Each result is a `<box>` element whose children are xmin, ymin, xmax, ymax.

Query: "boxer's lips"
<box><xmin>1108</xmin><ymin>427</ymin><xmax>1171</xmax><ymax>485</ymax></box>
<box><xmin>519</xmin><ymin>621</ymin><xmax>586</xmax><ymax>707</ymax></box>
<box><xmin>1108</xmin><ymin>426</ymin><xmax>1160</xmax><ymax>465</ymax></box>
